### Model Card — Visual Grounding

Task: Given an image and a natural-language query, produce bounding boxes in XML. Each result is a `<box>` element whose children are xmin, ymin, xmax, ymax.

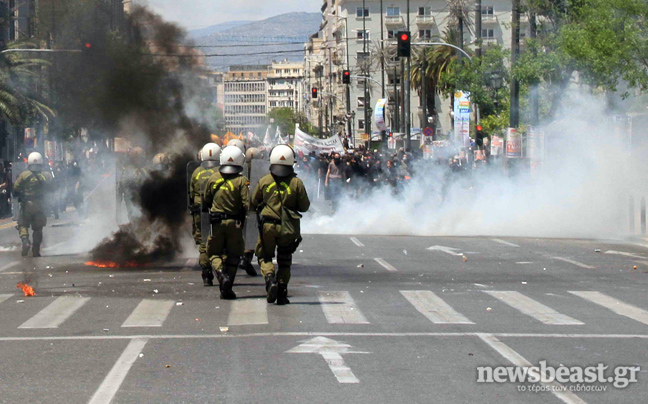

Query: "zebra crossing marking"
<box><xmin>228</xmin><ymin>299</ymin><xmax>269</xmax><ymax>325</ymax></box>
<box><xmin>121</xmin><ymin>299</ymin><xmax>175</xmax><ymax>328</ymax></box>
<box><xmin>485</xmin><ymin>291</ymin><xmax>583</xmax><ymax>325</ymax></box>
<box><xmin>401</xmin><ymin>290</ymin><xmax>474</xmax><ymax>324</ymax></box>
<box><xmin>570</xmin><ymin>291</ymin><xmax>648</xmax><ymax>326</ymax></box>
<box><xmin>18</xmin><ymin>296</ymin><xmax>90</xmax><ymax>329</ymax></box>
<box><xmin>318</xmin><ymin>291</ymin><xmax>369</xmax><ymax>324</ymax></box>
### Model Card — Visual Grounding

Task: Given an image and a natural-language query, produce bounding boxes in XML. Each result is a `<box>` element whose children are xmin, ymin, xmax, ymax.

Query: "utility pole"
<box><xmin>328</xmin><ymin>47</ymin><xmax>334</xmax><ymax>135</ymax></box>
<box><xmin>362</xmin><ymin>0</ymin><xmax>370</xmax><ymax>143</ymax></box>
<box><xmin>421</xmin><ymin>58</ymin><xmax>427</xmax><ymax>130</ymax></box>
<box><xmin>393</xmin><ymin>63</ymin><xmax>399</xmax><ymax>133</ymax></box>
<box><xmin>380</xmin><ymin>0</ymin><xmax>386</xmax><ymax>149</ymax></box>
<box><xmin>475</xmin><ymin>0</ymin><xmax>482</xmax><ymax>58</ymax></box>
<box><xmin>510</xmin><ymin>0</ymin><xmax>520</xmax><ymax>128</ymax></box>
<box><xmin>344</xmin><ymin>16</ymin><xmax>353</xmax><ymax>144</ymax></box>
<box><xmin>529</xmin><ymin>10</ymin><xmax>539</xmax><ymax>126</ymax></box>
<box><xmin>405</xmin><ymin>0</ymin><xmax>411</xmax><ymax>151</ymax></box>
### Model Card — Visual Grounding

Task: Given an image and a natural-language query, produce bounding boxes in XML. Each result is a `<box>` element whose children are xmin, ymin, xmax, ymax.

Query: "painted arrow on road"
<box><xmin>426</xmin><ymin>245</ymin><xmax>464</xmax><ymax>256</ymax></box>
<box><xmin>286</xmin><ymin>336</ymin><xmax>370</xmax><ymax>384</ymax></box>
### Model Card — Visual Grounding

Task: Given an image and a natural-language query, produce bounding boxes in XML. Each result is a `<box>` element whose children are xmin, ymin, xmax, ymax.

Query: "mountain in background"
<box><xmin>190</xmin><ymin>12</ymin><xmax>321</xmax><ymax>70</ymax></box>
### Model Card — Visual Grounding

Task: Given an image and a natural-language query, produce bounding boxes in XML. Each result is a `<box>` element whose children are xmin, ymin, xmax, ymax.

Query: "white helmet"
<box><xmin>28</xmin><ymin>152</ymin><xmax>44</xmax><ymax>171</ymax></box>
<box><xmin>219</xmin><ymin>146</ymin><xmax>245</xmax><ymax>174</ymax></box>
<box><xmin>200</xmin><ymin>143</ymin><xmax>221</xmax><ymax>162</ymax></box>
<box><xmin>227</xmin><ymin>139</ymin><xmax>246</xmax><ymax>154</ymax></box>
<box><xmin>269</xmin><ymin>145</ymin><xmax>295</xmax><ymax>176</ymax></box>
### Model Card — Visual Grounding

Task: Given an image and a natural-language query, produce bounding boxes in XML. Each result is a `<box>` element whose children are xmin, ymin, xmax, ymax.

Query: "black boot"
<box><xmin>239</xmin><ymin>251</ymin><xmax>258</xmax><ymax>277</ymax></box>
<box><xmin>265</xmin><ymin>274</ymin><xmax>278</xmax><ymax>304</ymax></box>
<box><xmin>220</xmin><ymin>273</ymin><xmax>236</xmax><ymax>300</ymax></box>
<box><xmin>32</xmin><ymin>244</ymin><xmax>41</xmax><ymax>257</ymax></box>
<box><xmin>21</xmin><ymin>237</ymin><xmax>30</xmax><ymax>257</ymax></box>
<box><xmin>277</xmin><ymin>283</ymin><xmax>290</xmax><ymax>305</ymax></box>
<box><xmin>201</xmin><ymin>268</ymin><xmax>214</xmax><ymax>287</ymax></box>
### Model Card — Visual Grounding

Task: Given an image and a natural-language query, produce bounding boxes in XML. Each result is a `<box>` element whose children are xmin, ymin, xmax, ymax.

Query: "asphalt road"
<box><xmin>1</xmin><ymin>211</ymin><xmax>648</xmax><ymax>404</ymax></box>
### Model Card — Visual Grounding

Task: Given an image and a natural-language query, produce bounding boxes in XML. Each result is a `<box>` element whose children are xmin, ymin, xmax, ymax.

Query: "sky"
<box><xmin>141</xmin><ymin>0</ymin><xmax>323</xmax><ymax>30</ymax></box>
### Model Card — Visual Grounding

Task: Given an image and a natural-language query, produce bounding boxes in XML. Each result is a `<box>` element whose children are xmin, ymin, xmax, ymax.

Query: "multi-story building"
<box><xmin>304</xmin><ymin>34</ymin><xmax>328</xmax><ymax>134</ymax></box>
<box><xmin>268</xmin><ymin>60</ymin><xmax>305</xmax><ymax>112</ymax></box>
<box><xmin>314</xmin><ymin>0</ymin><xmax>526</xmax><ymax>146</ymax></box>
<box><xmin>223</xmin><ymin>65</ymin><xmax>270</xmax><ymax>135</ymax></box>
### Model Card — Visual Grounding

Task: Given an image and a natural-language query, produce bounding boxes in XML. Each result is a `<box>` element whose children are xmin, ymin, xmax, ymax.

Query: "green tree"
<box><xmin>0</xmin><ymin>41</ymin><xmax>54</xmax><ymax>126</ymax></box>
<box><xmin>267</xmin><ymin>107</ymin><xmax>319</xmax><ymax>138</ymax></box>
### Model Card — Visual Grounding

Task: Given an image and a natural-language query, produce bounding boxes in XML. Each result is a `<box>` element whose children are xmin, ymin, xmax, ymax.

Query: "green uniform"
<box><xmin>118</xmin><ymin>165</ymin><xmax>146</xmax><ymax>220</ymax></box>
<box><xmin>250</xmin><ymin>173</ymin><xmax>310</xmax><ymax>285</ymax></box>
<box><xmin>189</xmin><ymin>165</ymin><xmax>218</xmax><ymax>269</ymax></box>
<box><xmin>14</xmin><ymin>169</ymin><xmax>54</xmax><ymax>254</ymax></box>
<box><xmin>203</xmin><ymin>172</ymin><xmax>250</xmax><ymax>282</ymax></box>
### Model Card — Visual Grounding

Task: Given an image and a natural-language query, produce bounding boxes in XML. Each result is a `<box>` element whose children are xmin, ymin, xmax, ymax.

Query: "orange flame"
<box><xmin>85</xmin><ymin>261</ymin><xmax>142</xmax><ymax>268</ymax></box>
<box><xmin>17</xmin><ymin>282</ymin><xmax>35</xmax><ymax>297</ymax></box>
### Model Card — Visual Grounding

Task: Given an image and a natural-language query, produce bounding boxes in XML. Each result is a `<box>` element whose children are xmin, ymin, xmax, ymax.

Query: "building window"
<box><xmin>357</xmin><ymin>30</ymin><xmax>370</xmax><ymax>40</ymax></box>
<box><xmin>418</xmin><ymin>7</ymin><xmax>430</xmax><ymax>16</ymax></box>
<box><xmin>358</xmin><ymin>119</ymin><xmax>366</xmax><ymax>130</ymax></box>
<box><xmin>387</xmin><ymin>30</ymin><xmax>399</xmax><ymax>39</ymax></box>
<box><xmin>356</xmin><ymin>51</ymin><xmax>370</xmax><ymax>62</ymax></box>
<box><xmin>357</xmin><ymin>96</ymin><xmax>365</xmax><ymax>107</ymax></box>
<box><xmin>419</xmin><ymin>30</ymin><xmax>432</xmax><ymax>40</ymax></box>
<box><xmin>356</xmin><ymin>7</ymin><xmax>369</xmax><ymax>18</ymax></box>
<box><xmin>482</xmin><ymin>29</ymin><xmax>495</xmax><ymax>38</ymax></box>
<box><xmin>387</xmin><ymin>7</ymin><xmax>400</xmax><ymax>16</ymax></box>
<box><xmin>482</xmin><ymin>6</ymin><xmax>494</xmax><ymax>15</ymax></box>
<box><xmin>258</xmin><ymin>72</ymin><xmax>262</xmax><ymax>77</ymax></box>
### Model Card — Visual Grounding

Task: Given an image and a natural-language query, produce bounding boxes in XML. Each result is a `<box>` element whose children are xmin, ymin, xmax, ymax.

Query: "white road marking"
<box><xmin>552</xmin><ymin>257</ymin><xmax>595</xmax><ymax>269</ymax></box>
<box><xmin>0</xmin><ymin>261</ymin><xmax>20</xmax><ymax>272</ymax></box>
<box><xmin>228</xmin><ymin>299</ymin><xmax>269</xmax><ymax>325</ymax></box>
<box><xmin>491</xmin><ymin>238</ymin><xmax>520</xmax><ymax>247</ymax></box>
<box><xmin>426</xmin><ymin>245</ymin><xmax>463</xmax><ymax>256</ymax></box>
<box><xmin>485</xmin><ymin>291</ymin><xmax>584</xmax><ymax>325</ymax></box>
<box><xmin>604</xmin><ymin>250</ymin><xmax>645</xmax><ymax>259</ymax></box>
<box><xmin>18</xmin><ymin>297</ymin><xmax>90</xmax><ymax>329</ymax></box>
<box><xmin>1</xmin><ymin>332</ymin><xmax>648</xmax><ymax>342</ymax></box>
<box><xmin>287</xmin><ymin>336</ymin><xmax>370</xmax><ymax>384</ymax></box>
<box><xmin>478</xmin><ymin>333</ymin><xmax>587</xmax><ymax>404</ymax></box>
<box><xmin>401</xmin><ymin>290</ymin><xmax>474</xmax><ymax>324</ymax></box>
<box><xmin>350</xmin><ymin>237</ymin><xmax>364</xmax><ymax>247</ymax></box>
<box><xmin>570</xmin><ymin>291</ymin><xmax>648</xmax><ymax>326</ymax></box>
<box><xmin>121</xmin><ymin>299</ymin><xmax>175</xmax><ymax>327</ymax></box>
<box><xmin>87</xmin><ymin>337</ymin><xmax>149</xmax><ymax>404</ymax></box>
<box><xmin>373</xmin><ymin>258</ymin><xmax>398</xmax><ymax>272</ymax></box>
<box><xmin>0</xmin><ymin>294</ymin><xmax>12</xmax><ymax>304</ymax></box>
<box><xmin>318</xmin><ymin>291</ymin><xmax>369</xmax><ymax>324</ymax></box>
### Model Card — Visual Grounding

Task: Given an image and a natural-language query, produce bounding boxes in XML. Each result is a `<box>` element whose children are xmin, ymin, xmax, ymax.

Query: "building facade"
<box><xmin>313</xmin><ymin>0</ymin><xmax>525</xmax><ymax>146</ymax></box>
<box><xmin>223</xmin><ymin>65</ymin><xmax>270</xmax><ymax>135</ymax></box>
<box><xmin>268</xmin><ymin>60</ymin><xmax>305</xmax><ymax>112</ymax></box>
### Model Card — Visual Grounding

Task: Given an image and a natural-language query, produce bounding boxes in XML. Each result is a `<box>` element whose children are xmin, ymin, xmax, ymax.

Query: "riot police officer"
<box><xmin>13</xmin><ymin>152</ymin><xmax>54</xmax><ymax>257</ymax></box>
<box><xmin>251</xmin><ymin>145</ymin><xmax>310</xmax><ymax>305</ymax></box>
<box><xmin>203</xmin><ymin>146</ymin><xmax>250</xmax><ymax>300</ymax></box>
<box><xmin>189</xmin><ymin>143</ymin><xmax>221</xmax><ymax>286</ymax></box>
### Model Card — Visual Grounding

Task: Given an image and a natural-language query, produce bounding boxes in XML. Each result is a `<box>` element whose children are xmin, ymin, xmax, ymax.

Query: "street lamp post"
<box><xmin>329</xmin><ymin>13</ymin><xmax>353</xmax><ymax>146</ymax></box>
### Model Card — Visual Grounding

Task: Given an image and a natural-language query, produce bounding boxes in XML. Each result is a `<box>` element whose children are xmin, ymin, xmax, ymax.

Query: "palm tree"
<box><xmin>411</xmin><ymin>28</ymin><xmax>466</xmax><ymax>118</ymax></box>
<box><xmin>0</xmin><ymin>41</ymin><xmax>55</xmax><ymax>126</ymax></box>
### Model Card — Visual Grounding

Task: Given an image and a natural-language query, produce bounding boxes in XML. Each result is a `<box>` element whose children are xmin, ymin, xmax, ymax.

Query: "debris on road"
<box><xmin>176</xmin><ymin>302</ymin><xmax>183</xmax><ymax>306</ymax></box>
<box><xmin>486</xmin><ymin>307</ymin><xmax>492</xmax><ymax>311</ymax></box>
<box><xmin>219</xmin><ymin>327</ymin><xmax>229</xmax><ymax>333</ymax></box>
<box><xmin>403</xmin><ymin>250</ymin><xmax>408</xmax><ymax>255</ymax></box>
<box><xmin>143</xmin><ymin>279</ymin><xmax>151</xmax><ymax>282</ymax></box>
<box><xmin>165</xmin><ymin>365</ymin><xmax>171</xmax><ymax>368</ymax></box>
<box><xmin>16</xmin><ymin>300</ymin><xmax>24</xmax><ymax>303</ymax></box>
<box><xmin>633</xmin><ymin>266</ymin><xmax>638</xmax><ymax>270</ymax></box>
<box><xmin>521</xmin><ymin>282</ymin><xmax>528</xmax><ymax>285</ymax></box>
<box><xmin>103</xmin><ymin>328</ymin><xmax>109</xmax><ymax>332</ymax></box>
<box><xmin>139</xmin><ymin>353</ymin><xmax>144</xmax><ymax>358</ymax></box>
<box><xmin>153</xmin><ymin>289</ymin><xmax>159</xmax><ymax>294</ymax></box>
<box><xmin>357</xmin><ymin>264</ymin><xmax>364</xmax><ymax>268</ymax></box>
<box><xmin>594</xmin><ymin>249</ymin><xmax>601</xmax><ymax>253</ymax></box>
<box><xmin>462</xmin><ymin>255</ymin><xmax>468</xmax><ymax>262</ymax></box>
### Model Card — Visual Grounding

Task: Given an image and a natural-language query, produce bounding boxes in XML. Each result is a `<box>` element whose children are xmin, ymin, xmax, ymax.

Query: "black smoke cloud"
<box><xmin>42</xmin><ymin>5</ymin><xmax>215</xmax><ymax>264</ymax></box>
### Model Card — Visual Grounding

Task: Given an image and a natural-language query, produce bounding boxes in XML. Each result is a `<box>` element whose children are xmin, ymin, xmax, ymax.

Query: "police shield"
<box><xmin>244</xmin><ymin>158</ymin><xmax>270</xmax><ymax>250</ymax></box>
<box><xmin>186</xmin><ymin>160</ymin><xmax>200</xmax><ymax>211</ymax></box>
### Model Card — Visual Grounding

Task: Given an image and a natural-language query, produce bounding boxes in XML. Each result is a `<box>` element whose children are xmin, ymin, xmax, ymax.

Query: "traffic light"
<box><xmin>311</xmin><ymin>87</ymin><xmax>318</xmax><ymax>99</ymax></box>
<box><xmin>342</xmin><ymin>70</ymin><xmax>351</xmax><ymax>84</ymax></box>
<box><xmin>476</xmin><ymin>125</ymin><xmax>485</xmax><ymax>148</ymax></box>
<box><xmin>81</xmin><ymin>41</ymin><xmax>95</xmax><ymax>56</ymax></box>
<box><xmin>397</xmin><ymin>31</ymin><xmax>411</xmax><ymax>58</ymax></box>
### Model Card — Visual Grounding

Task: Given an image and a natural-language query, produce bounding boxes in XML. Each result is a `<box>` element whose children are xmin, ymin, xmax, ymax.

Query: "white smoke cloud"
<box><xmin>303</xmin><ymin>93</ymin><xmax>646</xmax><ymax>239</ymax></box>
